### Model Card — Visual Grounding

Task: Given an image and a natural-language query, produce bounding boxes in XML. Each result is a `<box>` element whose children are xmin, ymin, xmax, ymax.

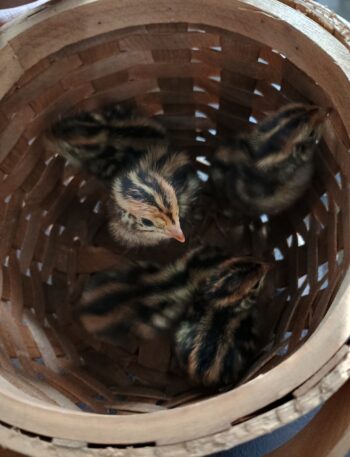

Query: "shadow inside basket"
<box><xmin>0</xmin><ymin>21</ymin><xmax>349</xmax><ymax>416</ymax></box>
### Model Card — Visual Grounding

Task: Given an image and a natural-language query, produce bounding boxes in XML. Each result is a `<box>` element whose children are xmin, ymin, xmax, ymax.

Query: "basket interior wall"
<box><xmin>0</xmin><ymin>22</ymin><xmax>349</xmax><ymax>415</ymax></box>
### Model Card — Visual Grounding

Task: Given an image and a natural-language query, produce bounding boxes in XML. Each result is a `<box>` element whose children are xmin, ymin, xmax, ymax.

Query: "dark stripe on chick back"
<box><xmin>234</xmin><ymin>314</ymin><xmax>256</xmax><ymax>352</ymax></box>
<box><xmin>110</xmin><ymin>125</ymin><xmax>166</xmax><ymax>140</ymax></box>
<box><xmin>195</xmin><ymin>308</ymin><xmax>231</xmax><ymax>375</ymax></box>
<box><xmin>87</xmin><ymin>263</ymin><xmax>161</xmax><ymax>289</ymax></box>
<box><xmin>220</xmin><ymin>344</ymin><xmax>240</xmax><ymax>385</ymax></box>
<box><xmin>80</xmin><ymin>269</ymin><xmax>189</xmax><ymax>316</ymax></box>
<box><xmin>256</xmin><ymin>114</ymin><xmax>308</xmax><ymax>159</ymax></box>
<box><xmin>258</xmin><ymin>106</ymin><xmax>307</xmax><ymax>133</ymax></box>
<box><xmin>52</xmin><ymin>116</ymin><xmax>105</xmax><ymax>140</ymax></box>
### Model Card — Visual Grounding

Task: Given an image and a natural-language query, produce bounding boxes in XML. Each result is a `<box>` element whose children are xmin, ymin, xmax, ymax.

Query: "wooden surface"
<box><xmin>268</xmin><ymin>380</ymin><xmax>350</xmax><ymax>457</ymax></box>
<box><xmin>0</xmin><ymin>1</ymin><xmax>45</xmax><ymax>9</ymax></box>
<box><xmin>0</xmin><ymin>450</ymin><xmax>23</xmax><ymax>457</ymax></box>
<box><xmin>0</xmin><ymin>354</ymin><xmax>346</xmax><ymax>456</ymax></box>
<box><xmin>1</xmin><ymin>381</ymin><xmax>349</xmax><ymax>456</ymax></box>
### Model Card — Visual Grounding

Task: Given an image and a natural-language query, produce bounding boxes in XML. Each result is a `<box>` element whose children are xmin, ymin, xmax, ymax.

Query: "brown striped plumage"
<box><xmin>109</xmin><ymin>145</ymin><xmax>200</xmax><ymax>247</ymax></box>
<box><xmin>78</xmin><ymin>253</ymin><xmax>192</xmax><ymax>342</ymax></box>
<box><xmin>211</xmin><ymin>103</ymin><xmax>330</xmax><ymax>216</ymax></box>
<box><xmin>175</xmin><ymin>257</ymin><xmax>269</xmax><ymax>387</ymax></box>
<box><xmin>78</xmin><ymin>247</ymin><xmax>222</xmax><ymax>341</ymax></box>
<box><xmin>46</xmin><ymin>105</ymin><xmax>167</xmax><ymax>180</ymax></box>
<box><xmin>78</xmin><ymin>247</ymin><xmax>270</xmax><ymax>387</ymax></box>
<box><xmin>46</xmin><ymin>104</ymin><xmax>200</xmax><ymax>247</ymax></box>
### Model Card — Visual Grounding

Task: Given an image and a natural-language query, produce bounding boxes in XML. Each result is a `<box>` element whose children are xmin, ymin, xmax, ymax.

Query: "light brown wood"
<box><xmin>0</xmin><ymin>355</ymin><xmax>348</xmax><ymax>456</ymax></box>
<box><xmin>293</xmin><ymin>345</ymin><xmax>350</xmax><ymax>398</ymax></box>
<box><xmin>0</xmin><ymin>1</ymin><xmax>43</xmax><ymax>7</ymax></box>
<box><xmin>0</xmin><ymin>449</ymin><xmax>23</xmax><ymax>457</ymax></box>
<box><xmin>268</xmin><ymin>380</ymin><xmax>350</xmax><ymax>457</ymax></box>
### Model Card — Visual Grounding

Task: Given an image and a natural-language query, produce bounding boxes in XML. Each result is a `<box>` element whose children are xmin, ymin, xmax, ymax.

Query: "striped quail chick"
<box><xmin>47</xmin><ymin>105</ymin><xmax>200</xmax><ymax>247</ymax></box>
<box><xmin>78</xmin><ymin>247</ymin><xmax>221</xmax><ymax>341</ymax></box>
<box><xmin>78</xmin><ymin>247</ymin><xmax>269</xmax><ymax>387</ymax></box>
<box><xmin>175</xmin><ymin>256</ymin><xmax>268</xmax><ymax>387</ymax></box>
<box><xmin>211</xmin><ymin>103</ymin><xmax>330</xmax><ymax>216</ymax></box>
<box><xmin>48</xmin><ymin>105</ymin><xmax>167</xmax><ymax>180</ymax></box>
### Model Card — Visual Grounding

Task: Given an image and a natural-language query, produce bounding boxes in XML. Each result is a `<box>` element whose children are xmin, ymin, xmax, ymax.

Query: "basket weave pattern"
<box><xmin>0</xmin><ymin>0</ymin><xmax>349</xmax><ymax>455</ymax></box>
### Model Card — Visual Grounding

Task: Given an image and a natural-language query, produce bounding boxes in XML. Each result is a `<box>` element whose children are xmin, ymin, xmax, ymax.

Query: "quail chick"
<box><xmin>175</xmin><ymin>257</ymin><xmax>268</xmax><ymax>387</ymax></box>
<box><xmin>47</xmin><ymin>105</ymin><xmax>200</xmax><ymax>247</ymax></box>
<box><xmin>47</xmin><ymin>104</ymin><xmax>167</xmax><ymax>181</ymax></box>
<box><xmin>109</xmin><ymin>145</ymin><xmax>200</xmax><ymax>247</ymax></box>
<box><xmin>78</xmin><ymin>247</ymin><xmax>223</xmax><ymax>341</ymax></box>
<box><xmin>78</xmin><ymin>247</ymin><xmax>269</xmax><ymax>387</ymax></box>
<box><xmin>78</xmin><ymin>256</ymin><xmax>190</xmax><ymax>341</ymax></box>
<box><xmin>211</xmin><ymin>103</ymin><xmax>330</xmax><ymax>216</ymax></box>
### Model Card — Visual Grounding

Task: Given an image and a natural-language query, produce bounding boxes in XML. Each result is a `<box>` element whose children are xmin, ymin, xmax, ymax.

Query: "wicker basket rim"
<box><xmin>0</xmin><ymin>351</ymin><xmax>347</xmax><ymax>457</ymax></box>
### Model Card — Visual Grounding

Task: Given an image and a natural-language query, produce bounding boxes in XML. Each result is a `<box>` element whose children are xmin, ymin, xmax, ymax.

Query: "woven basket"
<box><xmin>0</xmin><ymin>1</ymin><xmax>350</xmax><ymax>456</ymax></box>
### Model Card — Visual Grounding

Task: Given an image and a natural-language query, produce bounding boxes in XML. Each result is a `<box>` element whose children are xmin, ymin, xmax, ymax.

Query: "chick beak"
<box><xmin>166</xmin><ymin>225</ymin><xmax>186</xmax><ymax>243</ymax></box>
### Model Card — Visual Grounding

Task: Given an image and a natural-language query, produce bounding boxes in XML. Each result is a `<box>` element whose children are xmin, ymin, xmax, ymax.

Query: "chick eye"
<box><xmin>141</xmin><ymin>218</ymin><xmax>154</xmax><ymax>227</ymax></box>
